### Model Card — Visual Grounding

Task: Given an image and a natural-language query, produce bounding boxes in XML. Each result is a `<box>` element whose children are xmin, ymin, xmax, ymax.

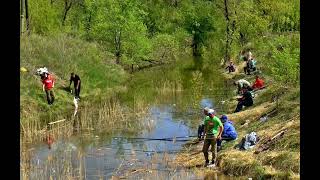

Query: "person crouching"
<box><xmin>216</xmin><ymin>115</ymin><xmax>237</xmax><ymax>151</ymax></box>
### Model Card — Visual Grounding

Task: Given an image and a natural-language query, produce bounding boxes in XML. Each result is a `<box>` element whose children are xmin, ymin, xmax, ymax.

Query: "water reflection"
<box><xmin>200</xmin><ymin>98</ymin><xmax>214</xmax><ymax>109</ymax></box>
<box><xmin>22</xmin><ymin>58</ymin><xmax>234</xmax><ymax>179</ymax></box>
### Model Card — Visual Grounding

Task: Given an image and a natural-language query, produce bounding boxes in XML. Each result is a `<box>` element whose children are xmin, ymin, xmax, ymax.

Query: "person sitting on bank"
<box><xmin>202</xmin><ymin>109</ymin><xmax>223</xmax><ymax>167</ymax></box>
<box><xmin>234</xmin><ymin>87</ymin><xmax>253</xmax><ymax>113</ymax></box>
<box><xmin>217</xmin><ymin>115</ymin><xmax>237</xmax><ymax>152</ymax></box>
<box><xmin>198</xmin><ymin>107</ymin><xmax>210</xmax><ymax>140</ymax></box>
<box><xmin>69</xmin><ymin>73</ymin><xmax>81</xmax><ymax>100</ymax></box>
<box><xmin>244</xmin><ymin>58</ymin><xmax>257</xmax><ymax>75</ymax></box>
<box><xmin>252</xmin><ymin>75</ymin><xmax>265</xmax><ymax>90</ymax></box>
<box><xmin>225</xmin><ymin>61</ymin><xmax>236</xmax><ymax>73</ymax></box>
<box><xmin>234</xmin><ymin>79</ymin><xmax>252</xmax><ymax>95</ymax></box>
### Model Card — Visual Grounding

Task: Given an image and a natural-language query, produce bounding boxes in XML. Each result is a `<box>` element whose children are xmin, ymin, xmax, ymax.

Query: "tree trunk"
<box><xmin>85</xmin><ymin>12</ymin><xmax>92</xmax><ymax>38</ymax></box>
<box><xmin>192</xmin><ymin>37</ymin><xmax>200</xmax><ymax>57</ymax></box>
<box><xmin>115</xmin><ymin>30</ymin><xmax>121</xmax><ymax>64</ymax></box>
<box><xmin>25</xmin><ymin>0</ymin><xmax>30</xmax><ymax>34</ymax></box>
<box><xmin>20</xmin><ymin>0</ymin><xmax>24</xmax><ymax>35</ymax></box>
<box><xmin>62</xmin><ymin>0</ymin><xmax>73</xmax><ymax>26</ymax></box>
<box><xmin>223</xmin><ymin>0</ymin><xmax>230</xmax><ymax>66</ymax></box>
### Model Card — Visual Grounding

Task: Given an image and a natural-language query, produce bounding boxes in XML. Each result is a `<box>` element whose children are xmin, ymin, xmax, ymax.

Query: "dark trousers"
<box><xmin>202</xmin><ymin>136</ymin><xmax>217</xmax><ymax>163</ymax></box>
<box><xmin>74</xmin><ymin>83</ymin><xmax>81</xmax><ymax>98</ymax></box>
<box><xmin>45</xmin><ymin>89</ymin><xmax>55</xmax><ymax>105</ymax></box>
<box><xmin>217</xmin><ymin>135</ymin><xmax>236</xmax><ymax>146</ymax></box>
<box><xmin>244</xmin><ymin>66</ymin><xmax>256</xmax><ymax>75</ymax></box>
<box><xmin>234</xmin><ymin>100</ymin><xmax>253</xmax><ymax>112</ymax></box>
<box><xmin>237</xmin><ymin>86</ymin><xmax>253</xmax><ymax>95</ymax></box>
<box><xmin>228</xmin><ymin>66</ymin><xmax>235</xmax><ymax>73</ymax></box>
<box><xmin>198</xmin><ymin>124</ymin><xmax>205</xmax><ymax>138</ymax></box>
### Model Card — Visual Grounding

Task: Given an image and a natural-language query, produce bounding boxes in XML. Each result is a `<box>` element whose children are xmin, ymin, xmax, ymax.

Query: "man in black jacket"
<box><xmin>69</xmin><ymin>72</ymin><xmax>81</xmax><ymax>99</ymax></box>
<box><xmin>234</xmin><ymin>87</ymin><xmax>253</xmax><ymax>113</ymax></box>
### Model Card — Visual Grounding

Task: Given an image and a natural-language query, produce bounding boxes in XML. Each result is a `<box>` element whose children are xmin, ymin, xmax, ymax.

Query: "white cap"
<box><xmin>208</xmin><ymin>109</ymin><xmax>215</xmax><ymax>115</ymax></box>
<box><xmin>204</xmin><ymin>107</ymin><xmax>210</xmax><ymax>111</ymax></box>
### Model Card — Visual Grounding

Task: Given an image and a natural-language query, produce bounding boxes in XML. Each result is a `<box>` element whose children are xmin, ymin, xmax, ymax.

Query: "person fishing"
<box><xmin>252</xmin><ymin>75</ymin><xmax>265</xmax><ymax>90</ymax></box>
<box><xmin>202</xmin><ymin>109</ymin><xmax>223</xmax><ymax>167</ymax></box>
<box><xmin>234</xmin><ymin>79</ymin><xmax>252</xmax><ymax>95</ymax></box>
<box><xmin>244</xmin><ymin>58</ymin><xmax>257</xmax><ymax>75</ymax></box>
<box><xmin>41</xmin><ymin>72</ymin><xmax>55</xmax><ymax>105</ymax></box>
<box><xmin>69</xmin><ymin>73</ymin><xmax>81</xmax><ymax>100</ymax></box>
<box><xmin>234</xmin><ymin>87</ymin><xmax>253</xmax><ymax>113</ymax></box>
<box><xmin>216</xmin><ymin>115</ymin><xmax>237</xmax><ymax>151</ymax></box>
<box><xmin>198</xmin><ymin>107</ymin><xmax>210</xmax><ymax>140</ymax></box>
<box><xmin>225</xmin><ymin>60</ymin><xmax>236</xmax><ymax>73</ymax></box>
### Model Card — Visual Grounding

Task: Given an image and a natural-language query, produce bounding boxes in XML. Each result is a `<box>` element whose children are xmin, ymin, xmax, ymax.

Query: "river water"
<box><xmin>21</xmin><ymin>58</ymin><xmax>234</xmax><ymax>179</ymax></box>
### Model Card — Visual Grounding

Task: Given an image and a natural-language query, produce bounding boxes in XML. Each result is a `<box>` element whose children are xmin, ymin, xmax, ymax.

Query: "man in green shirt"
<box><xmin>202</xmin><ymin>109</ymin><xmax>224</xmax><ymax>167</ymax></box>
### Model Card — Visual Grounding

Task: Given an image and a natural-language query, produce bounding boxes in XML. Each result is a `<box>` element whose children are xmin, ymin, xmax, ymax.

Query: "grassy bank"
<box><xmin>175</xmin><ymin>79</ymin><xmax>300</xmax><ymax>179</ymax></box>
<box><xmin>20</xmin><ymin>34</ymin><xmax>131</xmax><ymax>143</ymax></box>
<box><xmin>175</xmin><ymin>35</ymin><xmax>300</xmax><ymax>179</ymax></box>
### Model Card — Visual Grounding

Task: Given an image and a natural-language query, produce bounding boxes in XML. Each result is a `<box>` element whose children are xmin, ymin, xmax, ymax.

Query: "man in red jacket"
<box><xmin>41</xmin><ymin>73</ymin><xmax>55</xmax><ymax>105</ymax></box>
<box><xmin>252</xmin><ymin>75</ymin><xmax>265</xmax><ymax>90</ymax></box>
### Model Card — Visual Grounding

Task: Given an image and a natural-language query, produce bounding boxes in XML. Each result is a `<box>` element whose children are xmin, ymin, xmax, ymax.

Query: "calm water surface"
<box><xmin>21</xmin><ymin>58</ymin><xmax>234</xmax><ymax>179</ymax></box>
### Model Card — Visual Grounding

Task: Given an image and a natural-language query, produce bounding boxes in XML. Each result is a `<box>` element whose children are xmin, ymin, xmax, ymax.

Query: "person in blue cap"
<box><xmin>216</xmin><ymin>115</ymin><xmax>238</xmax><ymax>151</ymax></box>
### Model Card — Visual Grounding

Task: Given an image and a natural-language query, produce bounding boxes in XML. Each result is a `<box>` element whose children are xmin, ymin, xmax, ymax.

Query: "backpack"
<box><xmin>239</xmin><ymin>132</ymin><xmax>260</xmax><ymax>150</ymax></box>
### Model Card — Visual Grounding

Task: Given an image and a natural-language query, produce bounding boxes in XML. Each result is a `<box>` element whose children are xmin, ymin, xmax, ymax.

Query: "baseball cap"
<box><xmin>220</xmin><ymin>115</ymin><xmax>228</xmax><ymax>122</ymax></box>
<box><xmin>208</xmin><ymin>109</ymin><xmax>215</xmax><ymax>115</ymax></box>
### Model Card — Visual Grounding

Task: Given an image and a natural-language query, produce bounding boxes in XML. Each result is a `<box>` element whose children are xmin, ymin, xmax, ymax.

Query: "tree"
<box><xmin>151</xmin><ymin>34</ymin><xmax>179</xmax><ymax>63</ymax></box>
<box><xmin>25</xmin><ymin>0</ymin><xmax>30</xmax><ymax>34</ymax></box>
<box><xmin>183</xmin><ymin>1</ymin><xmax>215</xmax><ymax>56</ymax></box>
<box><xmin>62</xmin><ymin>0</ymin><xmax>73</xmax><ymax>26</ymax></box>
<box><xmin>20</xmin><ymin>0</ymin><xmax>24</xmax><ymax>35</ymax></box>
<box><xmin>91</xmin><ymin>0</ymin><xmax>151</xmax><ymax>65</ymax></box>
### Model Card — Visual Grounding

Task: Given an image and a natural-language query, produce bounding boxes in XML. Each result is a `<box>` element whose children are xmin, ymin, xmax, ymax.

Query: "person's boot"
<box><xmin>211</xmin><ymin>160</ymin><xmax>216</xmax><ymax>167</ymax></box>
<box><xmin>204</xmin><ymin>160</ymin><xmax>209</xmax><ymax>167</ymax></box>
<box><xmin>206</xmin><ymin>160</ymin><xmax>216</xmax><ymax>168</ymax></box>
<box><xmin>203</xmin><ymin>152</ymin><xmax>209</xmax><ymax>167</ymax></box>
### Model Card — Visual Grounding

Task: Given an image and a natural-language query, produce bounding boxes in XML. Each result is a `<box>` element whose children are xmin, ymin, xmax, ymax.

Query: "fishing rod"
<box><xmin>114</xmin><ymin>148</ymin><xmax>182</xmax><ymax>154</ymax></box>
<box><xmin>112</xmin><ymin>135</ymin><xmax>198</xmax><ymax>141</ymax></box>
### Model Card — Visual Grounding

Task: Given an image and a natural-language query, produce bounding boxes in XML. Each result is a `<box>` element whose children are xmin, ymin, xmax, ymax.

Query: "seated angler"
<box><xmin>234</xmin><ymin>87</ymin><xmax>253</xmax><ymax>113</ymax></box>
<box><xmin>216</xmin><ymin>115</ymin><xmax>237</xmax><ymax>151</ymax></box>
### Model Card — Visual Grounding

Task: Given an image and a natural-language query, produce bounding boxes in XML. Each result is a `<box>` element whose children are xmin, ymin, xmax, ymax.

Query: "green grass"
<box><xmin>20</xmin><ymin>34</ymin><xmax>129</xmax><ymax>142</ymax></box>
<box><xmin>175</xmin><ymin>78</ymin><xmax>300</xmax><ymax>179</ymax></box>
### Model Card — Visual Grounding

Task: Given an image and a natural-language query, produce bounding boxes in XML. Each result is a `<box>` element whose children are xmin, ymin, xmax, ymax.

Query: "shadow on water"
<box><xmin>21</xmin><ymin>56</ymin><xmax>234</xmax><ymax>179</ymax></box>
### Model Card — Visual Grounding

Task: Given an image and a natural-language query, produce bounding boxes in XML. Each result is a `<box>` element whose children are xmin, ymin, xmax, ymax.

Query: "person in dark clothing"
<box><xmin>225</xmin><ymin>61</ymin><xmax>236</xmax><ymax>73</ymax></box>
<box><xmin>244</xmin><ymin>58</ymin><xmax>257</xmax><ymax>75</ymax></box>
<box><xmin>198</xmin><ymin>107</ymin><xmax>210</xmax><ymax>139</ymax></box>
<box><xmin>69</xmin><ymin>73</ymin><xmax>81</xmax><ymax>99</ymax></box>
<box><xmin>234</xmin><ymin>87</ymin><xmax>253</xmax><ymax>113</ymax></box>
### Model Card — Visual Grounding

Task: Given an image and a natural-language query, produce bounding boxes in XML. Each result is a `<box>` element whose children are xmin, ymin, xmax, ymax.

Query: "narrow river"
<box><xmin>21</xmin><ymin>58</ymin><xmax>234</xmax><ymax>179</ymax></box>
